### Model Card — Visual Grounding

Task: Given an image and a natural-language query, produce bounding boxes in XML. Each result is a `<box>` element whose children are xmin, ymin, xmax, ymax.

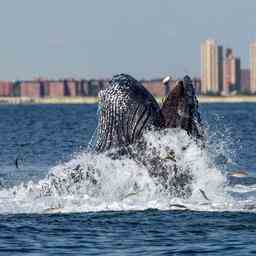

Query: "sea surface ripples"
<box><xmin>0</xmin><ymin>103</ymin><xmax>256</xmax><ymax>255</ymax></box>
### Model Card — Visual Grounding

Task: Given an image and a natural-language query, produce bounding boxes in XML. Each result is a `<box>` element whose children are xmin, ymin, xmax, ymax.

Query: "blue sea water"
<box><xmin>0</xmin><ymin>103</ymin><xmax>256</xmax><ymax>255</ymax></box>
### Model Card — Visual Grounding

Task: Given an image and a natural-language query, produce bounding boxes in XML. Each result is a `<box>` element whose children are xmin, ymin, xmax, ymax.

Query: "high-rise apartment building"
<box><xmin>250</xmin><ymin>42</ymin><xmax>256</xmax><ymax>94</ymax></box>
<box><xmin>223</xmin><ymin>48</ymin><xmax>241</xmax><ymax>94</ymax></box>
<box><xmin>201</xmin><ymin>39</ymin><xmax>223</xmax><ymax>94</ymax></box>
<box><xmin>241</xmin><ymin>69</ymin><xmax>250</xmax><ymax>93</ymax></box>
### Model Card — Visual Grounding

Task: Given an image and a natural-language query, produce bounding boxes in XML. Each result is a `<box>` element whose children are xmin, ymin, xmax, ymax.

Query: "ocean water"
<box><xmin>0</xmin><ymin>103</ymin><xmax>256</xmax><ymax>255</ymax></box>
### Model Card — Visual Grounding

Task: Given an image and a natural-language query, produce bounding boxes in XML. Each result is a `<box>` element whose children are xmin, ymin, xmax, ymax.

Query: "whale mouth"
<box><xmin>94</xmin><ymin>74</ymin><xmax>204</xmax><ymax>153</ymax></box>
<box><xmin>160</xmin><ymin>76</ymin><xmax>204</xmax><ymax>141</ymax></box>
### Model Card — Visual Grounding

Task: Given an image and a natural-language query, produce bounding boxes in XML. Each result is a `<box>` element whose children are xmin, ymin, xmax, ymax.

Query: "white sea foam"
<box><xmin>0</xmin><ymin>128</ymin><xmax>255</xmax><ymax>214</ymax></box>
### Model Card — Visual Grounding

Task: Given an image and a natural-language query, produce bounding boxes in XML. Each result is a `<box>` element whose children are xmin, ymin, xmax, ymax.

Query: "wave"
<box><xmin>0</xmin><ymin>128</ymin><xmax>255</xmax><ymax>214</ymax></box>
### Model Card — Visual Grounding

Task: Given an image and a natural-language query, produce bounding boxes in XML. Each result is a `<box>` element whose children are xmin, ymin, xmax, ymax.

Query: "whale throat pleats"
<box><xmin>94</xmin><ymin>74</ymin><xmax>162</xmax><ymax>152</ymax></box>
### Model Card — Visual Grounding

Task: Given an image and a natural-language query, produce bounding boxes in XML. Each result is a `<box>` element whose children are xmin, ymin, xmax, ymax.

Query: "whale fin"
<box><xmin>94</xmin><ymin>74</ymin><xmax>162</xmax><ymax>152</ymax></box>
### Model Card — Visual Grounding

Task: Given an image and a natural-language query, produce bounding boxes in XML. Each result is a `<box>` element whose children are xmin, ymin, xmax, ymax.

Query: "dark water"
<box><xmin>0</xmin><ymin>103</ymin><xmax>256</xmax><ymax>255</ymax></box>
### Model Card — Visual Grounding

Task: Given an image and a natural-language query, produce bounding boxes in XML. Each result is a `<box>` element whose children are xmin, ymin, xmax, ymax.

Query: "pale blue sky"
<box><xmin>0</xmin><ymin>0</ymin><xmax>255</xmax><ymax>80</ymax></box>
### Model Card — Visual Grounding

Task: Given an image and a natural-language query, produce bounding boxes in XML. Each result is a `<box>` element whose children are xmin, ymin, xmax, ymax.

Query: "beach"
<box><xmin>1</xmin><ymin>95</ymin><xmax>256</xmax><ymax>104</ymax></box>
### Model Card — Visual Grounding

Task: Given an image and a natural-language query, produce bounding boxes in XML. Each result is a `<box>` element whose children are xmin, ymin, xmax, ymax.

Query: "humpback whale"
<box><xmin>40</xmin><ymin>74</ymin><xmax>204</xmax><ymax>199</ymax></box>
<box><xmin>94</xmin><ymin>73</ymin><xmax>203</xmax><ymax>153</ymax></box>
<box><xmin>90</xmin><ymin>74</ymin><xmax>204</xmax><ymax>197</ymax></box>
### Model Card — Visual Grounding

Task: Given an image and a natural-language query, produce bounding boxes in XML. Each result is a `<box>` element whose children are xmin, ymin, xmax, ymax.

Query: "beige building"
<box><xmin>223</xmin><ymin>48</ymin><xmax>241</xmax><ymax>94</ymax></box>
<box><xmin>201</xmin><ymin>39</ymin><xmax>223</xmax><ymax>94</ymax></box>
<box><xmin>250</xmin><ymin>42</ymin><xmax>256</xmax><ymax>94</ymax></box>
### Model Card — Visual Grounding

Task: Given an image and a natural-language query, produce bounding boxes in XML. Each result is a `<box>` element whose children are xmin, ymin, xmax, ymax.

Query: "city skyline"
<box><xmin>2</xmin><ymin>36</ymin><xmax>256</xmax><ymax>96</ymax></box>
<box><xmin>200</xmin><ymin>38</ymin><xmax>256</xmax><ymax>95</ymax></box>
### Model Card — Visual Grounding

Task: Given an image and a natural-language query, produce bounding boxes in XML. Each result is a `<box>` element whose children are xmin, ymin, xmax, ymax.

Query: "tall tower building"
<box><xmin>250</xmin><ymin>42</ymin><xmax>256</xmax><ymax>94</ymax></box>
<box><xmin>223</xmin><ymin>48</ymin><xmax>241</xmax><ymax>94</ymax></box>
<box><xmin>201</xmin><ymin>39</ymin><xmax>223</xmax><ymax>94</ymax></box>
<box><xmin>241</xmin><ymin>69</ymin><xmax>250</xmax><ymax>93</ymax></box>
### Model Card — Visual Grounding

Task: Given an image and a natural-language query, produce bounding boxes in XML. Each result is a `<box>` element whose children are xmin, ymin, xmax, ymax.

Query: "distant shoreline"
<box><xmin>0</xmin><ymin>97</ymin><xmax>98</xmax><ymax>104</ymax></box>
<box><xmin>0</xmin><ymin>96</ymin><xmax>256</xmax><ymax>104</ymax></box>
<box><xmin>198</xmin><ymin>96</ymin><xmax>256</xmax><ymax>103</ymax></box>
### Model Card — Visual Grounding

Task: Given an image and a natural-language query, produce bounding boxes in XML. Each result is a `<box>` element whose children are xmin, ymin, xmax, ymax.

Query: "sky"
<box><xmin>0</xmin><ymin>0</ymin><xmax>256</xmax><ymax>80</ymax></box>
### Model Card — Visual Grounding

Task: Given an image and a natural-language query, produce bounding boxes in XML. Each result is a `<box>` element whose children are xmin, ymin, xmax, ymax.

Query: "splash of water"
<box><xmin>0</xmin><ymin>128</ymin><xmax>255</xmax><ymax>214</ymax></box>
